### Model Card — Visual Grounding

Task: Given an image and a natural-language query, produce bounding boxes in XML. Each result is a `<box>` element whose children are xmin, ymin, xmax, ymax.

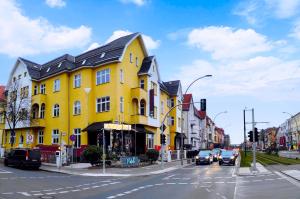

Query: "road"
<box><xmin>0</xmin><ymin>162</ymin><xmax>300</xmax><ymax>199</ymax></box>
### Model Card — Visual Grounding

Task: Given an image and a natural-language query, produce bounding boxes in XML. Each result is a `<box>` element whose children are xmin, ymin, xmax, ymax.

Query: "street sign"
<box><xmin>62</xmin><ymin>132</ymin><xmax>66</xmax><ymax>136</ymax></box>
<box><xmin>26</xmin><ymin>134</ymin><xmax>33</xmax><ymax>143</ymax></box>
<box><xmin>70</xmin><ymin>134</ymin><xmax>76</xmax><ymax>141</ymax></box>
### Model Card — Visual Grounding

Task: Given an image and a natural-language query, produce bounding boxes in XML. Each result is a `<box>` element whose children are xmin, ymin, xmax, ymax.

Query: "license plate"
<box><xmin>32</xmin><ymin>160</ymin><xmax>37</xmax><ymax>162</ymax></box>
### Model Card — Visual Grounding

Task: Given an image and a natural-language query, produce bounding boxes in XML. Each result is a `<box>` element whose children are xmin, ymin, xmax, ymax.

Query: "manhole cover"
<box><xmin>39</xmin><ymin>196</ymin><xmax>55</xmax><ymax>199</ymax></box>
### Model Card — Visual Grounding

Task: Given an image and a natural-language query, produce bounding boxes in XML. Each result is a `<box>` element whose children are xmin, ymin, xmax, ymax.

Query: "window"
<box><xmin>171</xmin><ymin>99</ymin><xmax>175</xmax><ymax>107</ymax></box>
<box><xmin>40</xmin><ymin>84</ymin><xmax>46</xmax><ymax>94</ymax></box>
<box><xmin>74</xmin><ymin>74</ymin><xmax>81</xmax><ymax>88</ymax></box>
<box><xmin>74</xmin><ymin>128</ymin><xmax>81</xmax><ymax>148</ymax></box>
<box><xmin>171</xmin><ymin>117</ymin><xmax>175</xmax><ymax>126</ymax></box>
<box><xmin>135</xmin><ymin>57</ymin><xmax>138</xmax><ymax>67</ymax></box>
<box><xmin>140</xmin><ymin>79</ymin><xmax>145</xmax><ymax>89</ymax></box>
<box><xmin>13</xmin><ymin>77</ymin><xmax>16</xmax><ymax>82</ymax></box>
<box><xmin>9</xmin><ymin>132</ymin><xmax>16</xmax><ymax>144</ymax></box>
<box><xmin>18</xmin><ymin>74</ymin><xmax>21</xmax><ymax>79</ymax></box>
<box><xmin>21</xmin><ymin>86</ymin><xmax>29</xmax><ymax>98</ymax></box>
<box><xmin>147</xmin><ymin>134</ymin><xmax>154</xmax><ymax>149</ymax></box>
<box><xmin>120</xmin><ymin>97</ymin><xmax>124</xmax><ymax>113</ymax></box>
<box><xmin>178</xmin><ymin>100</ymin><xmax>181</xmax><ymax>110</ymax></box>
<box><xmin>96</xmin><ymin>69</ymin><xmax>110</xmax><ymax>85</ymax></box>
<box><xmin>19</xmin><ymin>135</ymin><xmax>23</xmax><ymax>144</ymax></box>
<box><xmin>153</xmin><ymin>106</ymin><xmax>157</xmax><ymax>119</ymax></box>
<box><xmin>54</xmin><ymin>79</ymin><xmax>60</xmax><ymax>92</ymax></box>
<box><xmin>130</xmin><ymin>53</ymin><xmax>133</xmax><ymax>63</ymax></box>
<box><xmin>178</xmin><ymin>117</ymin><xmax>181</xmax><ymax>128</ymax></box>
<box><xmin>52</xmin><ymin>129</ymin><xmax>59</xmax><ymax>144</ymax></box>
<box><xmin>151</xmin><ymin>82</ymin><xmax>157</xmax><ymax>95</ymax></box>
<box><xmin>38</xmin><ymin>130</ymin><xmax>44</xmax><ymax>144</ymax></box>
<box><xmin>167</xmin><ymin>98</ymin><xmax>171</xmax><ymax>107</ymax></box>
<box><xmin>24</xmin><ymin>72</ymin><xmax>27</xmax><ymax>77</ymax></box>
<box><xmin>96</xmin><ymin>97</ymin><xmax>110</xmax><ymax>112</ymax></box>
<box><xmin>140</xmin><ymin>100</ymin><xmax>145</xmax><ymax>115</ymax></box>
<box><xmin>74</xmin><ymin>101</ymin><xmax>81</xmax><ymax>115</ymax></box>
<box><xmin>53</xmin><ymin>104</ymin><xmax>60</xmax><ymax>117</ymax></box>
<box><xmin>161</xmin><ymin>101</ymin><xmax>164</xmax><ymax>114</ymax></box>
<box><xmin>57</xmin><ymin>62</ymin><xmax>62</xmax><ymax>68</ymax></box>
<box><xmin>34</xmin><ymin>85</ymin><xmax>38</xmax><ymax>95</ymax></box>
<box><xmin>40</xmin><ymin>104</ymin><xmax>45</xmax><ymax>119</ymax></box>
<box><xmin>120</xmin><ymin>69</ymin><xmax>124</xmax><ymax>83</ymax></box>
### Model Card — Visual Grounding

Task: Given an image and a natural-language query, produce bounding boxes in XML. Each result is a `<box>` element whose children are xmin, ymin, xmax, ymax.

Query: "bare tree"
<box><xmin>0</xmin><ymin>81</ymin><xmax>31</xmax><ymax>146</ymax></box>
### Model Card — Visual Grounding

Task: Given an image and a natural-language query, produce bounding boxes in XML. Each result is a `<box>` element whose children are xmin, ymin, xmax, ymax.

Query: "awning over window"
<box><xmin>82</xmin><ymin>121</ymin><xmax>110</xmax><ymax>132</ymax></box>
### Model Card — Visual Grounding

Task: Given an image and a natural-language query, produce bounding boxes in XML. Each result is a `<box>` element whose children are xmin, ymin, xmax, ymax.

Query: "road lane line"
<box><xmin>107</xmin><ymin>196</ymin><xmax>116</xmax><ymax>199</ymax></box>
<box><xmin>18</xmin><ymin>192</ymin><xmax>31</xmax><ymax>196</ymax></box>
<box><xmin>2</xmin><ymin>192</ymin><xmax>13</xmax><ymax>195</ymax></box>
<box><xmin>215</xmin><ymin>182</ymin><xmax>225</xmax><ymax>183</ymax></box>
<box><xmin>59</xmin><ymin>191</ymin><xmax>70</xmax><ymax>194</ymax></box>
<box><xmin>155</xmin><ymin>183</ymin><xmax>164</xmax><ymax>186</ymax></box>
<box><xmin>166</xmin><ymin>182</ymin><xmax>176</xmax><ymax>185</ymax></box>
<box><xmin>163</xmin><ymin>174</ymin><xmax>176</xmax><ymax>180</ymax></box>
<box><xmin>206</xmin><ymin>188</ymin><xmax>211</xmax><ymax>192</ymax></box>
<box><xmin>265</xmin><ymin>178</ymin><xmax>274</xmax><ymax>181</ymax></box>
<box><xmin>45</xmin><ymin>192</ymin><xmax>56</xmax><ymax>195</ymax></box>
<box><xmin>33</xmin><ymin>193</ymin><xmax>43</xmax><ymax>196</ymax></box>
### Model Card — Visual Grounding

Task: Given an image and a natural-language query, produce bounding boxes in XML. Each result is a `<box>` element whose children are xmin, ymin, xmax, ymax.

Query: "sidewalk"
<box><xmin>40</xmin><ymin>160</ymin><xmax>191</xmax><ymax>177</ymax></box>
<box><xmin>237</xmin><ymin>163</ymin><xmax>271</xmax><ymax>176</ymax></box>
<box><xmin>279</xmin><ymin>151</ymin><xmax>300</xmax><ymax>159</ymax></box>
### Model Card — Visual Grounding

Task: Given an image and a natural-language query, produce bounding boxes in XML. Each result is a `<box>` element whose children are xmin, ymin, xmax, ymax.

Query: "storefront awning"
<box><xmin>82</xmin><ymin>121</ymin><xmax>110</xmax><ymax>132</ymax></box>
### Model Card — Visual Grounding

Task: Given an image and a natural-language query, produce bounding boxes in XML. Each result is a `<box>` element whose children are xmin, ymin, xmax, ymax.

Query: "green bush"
<box><xmin>138</xmin><ymin>154</ymin><xmax>149</xmax><ymax>162</ymax></box>
<box><xmin>82</xmin><ymin>146</ymin><xmax>103</xmax><ymax>165</ymax></box>
<box><xmin>146</xmin><ymin>149</ymin><xmax>159</xmax><ymax>163</ymax></box>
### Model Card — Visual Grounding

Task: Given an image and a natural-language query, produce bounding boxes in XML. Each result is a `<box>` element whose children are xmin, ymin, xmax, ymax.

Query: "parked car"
<box><xmin>218</xmin><ymin>150</ymin><xmax>236</xmax><ymax>166</ymax></box>
<box><xmin>4</xmin><ymin>149</ymin><xmax>41</xmax><ymax>169</ymax></box>
<box><xmin>195</xmin><ymin>150</ymin><xmax>213</xmax><ymax>165</ymax></box>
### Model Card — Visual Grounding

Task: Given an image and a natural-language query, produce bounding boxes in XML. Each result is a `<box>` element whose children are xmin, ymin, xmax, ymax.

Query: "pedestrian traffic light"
<box><xmin>248</xmin><ymin>131</ymin><xmax>253</xmax><ymax>142</ymax></box>
<box><xmin>254</xmin><ymin>128</ymin><xmax>259</xmax><ymax>142</ymax></box>
<box><xmin>160</xmin><ymin>134</ymin><xmax>166</xmax><ymax>145</ymax></box>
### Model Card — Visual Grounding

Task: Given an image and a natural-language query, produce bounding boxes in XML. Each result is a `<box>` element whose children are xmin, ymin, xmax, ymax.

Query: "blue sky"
<box><xmin>1</xmin><ymin>0</ymin><xmax>300</xmax><ymax>144</ymax></box>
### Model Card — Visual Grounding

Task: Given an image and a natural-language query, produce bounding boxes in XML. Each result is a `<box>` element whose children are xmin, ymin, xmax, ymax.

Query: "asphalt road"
<box><xmin>0</xmin><ymin>162</ymin><xmax>300</xmax><ymax>199</ymax></box>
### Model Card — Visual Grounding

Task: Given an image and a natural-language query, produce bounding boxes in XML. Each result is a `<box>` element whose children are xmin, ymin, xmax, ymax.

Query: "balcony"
<box><xmin>32</xmin><ymin>94</ymin><xmax>46</xmax><ymax>105</ymax></box>
<box><xmin>31</xmin><ymin>118</ymin><xmax>46</xmax><ymax>127</ymax></box>
<box><xmin>131</xmin><ymin>114</ymin><xmax>148</xmax><ymax>125</ymax></box>
<box><xmin>131</xmin><ymin>87</ymin><xmax>147</xmax><ymax>100</ymax></box>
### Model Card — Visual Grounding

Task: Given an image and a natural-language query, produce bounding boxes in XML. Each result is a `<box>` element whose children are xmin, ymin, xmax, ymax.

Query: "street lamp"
<box><xmin>282</xmin><ymin>112</ymin><xmax>299</xmax><ymax>150</ymax></box>
<box><xmin>180</xmin><ymin>74</ymin><xmax>212</xmax><ymax>166</ymax></box>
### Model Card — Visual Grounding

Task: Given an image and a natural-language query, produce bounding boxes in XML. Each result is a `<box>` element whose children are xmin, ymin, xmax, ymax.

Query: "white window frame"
<box><xmin>130</xmin><ymin>53</ymin><xmax>133</xmax><ymax>63</ymax></box>
<box><xmin>53</xmin><ymin>104</ymin><xmax>60</xmax><ymax>117</ymax></box>
<box><xmin>140</xmin><ymin>79</ymin><xmax>145</xmax><ymax>89</ymax></box>
<box><xmin>54</xmin><ymin>79</ymin><xmax>60</xmax><ymax>92</ymax></box>
<box><xmin>34</xmin><ymin>85</ymin><xmax>38</xmax><ymax>95</ymax></box>
<box><xmin>74</xmin><ymin>128</ymin><xmax>81</xmax><ymax>148</ymax></box>
<box><xmin>161</xmin><ymin>101</ymin><xmax>164</xmax><ymax>114</ymax></box>
<box><xmin>96</xmin><ymin>69</ymin><xmax>110</xmax><ymax>85</ymax></box>
<box><xmin>120</xmin><ymin>69</ymin><xmax>124</xmax><ymax>83</ymax></box>
<box><xmin>147</xmin><ymin>134</ymin><xmax>154</xmax><ymax>149</ymax></box>
<box><xmin>40</xmin><ymin>104</ymin><xmax>45</xmax><ymax>119</ymax></box>
<box><xmin>74</xmin><ymin>74</ymin><xmax>81</xmax><ymax>88</ymax></box>
<box><xmin>96</xmin><ymin>97</ymin><xmax>110</xmax><ymax>112</ymax></box>
<box><xmin>19</xmin><ymin>135</ymin><xmax>24</xmax><ymax>144</ymax></box>
<box><xmin>74</xmin><ymin>101</ymin><xmax>81</xmax><ymax>115</ymax></box>
<box><xmin>38</xmin><ymin>130</ymin><xmax>44</xmax><ymax>144</ymax></box>
<box><xmin>52</xmin><ymin>129</ymin><xmax>59</xmax><ymax>144</ymax></box>
<box><xmin>40</xmin><ymin>84</ymin><xmax>46</xmax><ymax>94</ymax></box>
<box><xmin>171</xmin><ymin>117</ymin><xmax>175</xmax><ymax>126</ymax></box>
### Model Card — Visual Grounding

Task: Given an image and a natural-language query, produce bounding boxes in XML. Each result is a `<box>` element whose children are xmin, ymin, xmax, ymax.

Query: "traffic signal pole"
<box><xmin>244</xmin><ymin>109</ymin><xmax>246</xmax><ymax>157</ymax></box>
<box><xmin>251</xmin><ymin>109</ymin><xmax>257</xmax><ymax>171</ymax></box>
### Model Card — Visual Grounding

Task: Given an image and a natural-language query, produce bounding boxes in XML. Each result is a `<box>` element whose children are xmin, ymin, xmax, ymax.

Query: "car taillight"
<box><xmin>26</xmin><ymin>151</ymin><xmax>29</xmax><ymax>160</ymax></box>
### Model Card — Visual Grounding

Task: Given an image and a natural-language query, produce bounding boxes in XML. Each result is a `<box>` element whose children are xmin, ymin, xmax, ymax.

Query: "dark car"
<box><xmin>212</xmin><ymin>148</ymin><xmax>221</xmax><ymax>161</ymax></box>
<box><xmin>4</xmin><ymin>149</ymin><xmax>41</xmax><ymax>169</ymax></box>
<box><xmin>195</xmin><ymin>150</ymin><xmax>213</xmax><ymax>165</ymax></box>
<box><xmin>218</xmin><ymin>150</ymin><xmax>236</xmax><ymax>166</ymax></box>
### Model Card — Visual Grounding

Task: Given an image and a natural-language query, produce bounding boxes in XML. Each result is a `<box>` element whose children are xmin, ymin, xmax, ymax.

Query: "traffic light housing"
<box><xmin>160</xmin><ymin>134</ymin><xmax>166</xmax><ymax>145</ymax></box>
<box><xmin>254</xmin><ymin>128</ymin><xmax>259</xmax><ymax>142</ymax></box>
<box><xmin>248</xmin><ymin>131</ymin><xmax>253</xmax><ymax>142</ymax></box>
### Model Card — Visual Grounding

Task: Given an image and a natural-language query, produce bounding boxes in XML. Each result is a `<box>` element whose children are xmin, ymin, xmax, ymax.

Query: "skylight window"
<box><xmin>47</xmin><ymin>67</ymin><xmax>50</xmax><ymax>72</ymax></box>
<box><xmin>82</xmin><ymin>59</ymin><xmax>86</xmax><ymax>65</ymax></box>
<box><xmin>100</xmin><ymin>52</ymin><xmax>105</xmax><ymax>58</ymax></box>
<box><xmin>58</xmin><ymin>62</ymin><xmax>62</xmax><ymax>68</ymax></box>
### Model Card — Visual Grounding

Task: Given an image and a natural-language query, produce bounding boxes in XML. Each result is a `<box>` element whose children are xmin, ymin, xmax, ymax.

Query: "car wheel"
<box><xmin>219</xmin><ymin>162</ymin><xmax>222</xmax><ymax>166</ymax></box>
<box><xmin>4</xmin><ymin>159</ymin><xmax>8</xmax><ymax>166</ymax></box>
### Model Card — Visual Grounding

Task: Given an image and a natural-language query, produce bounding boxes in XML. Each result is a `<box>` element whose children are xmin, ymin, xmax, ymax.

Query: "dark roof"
<box><xmin>183</xmin><ymin>94</ymin><xmax>192</xmax><ymax>111</ymax></box>
<box><xmin>163</xmin><ymin>80</ymin><xmax>180</xmax><ymax>96</ymax></box>
<box><xmin>138</xmin><ymin>56</ymin><xmax>154</xmax><ymax>75</ymax></box>
<box><xmin>18</xmin><ymin>32</ymin><xmax>141</xmax><ymax>80</ymax></box>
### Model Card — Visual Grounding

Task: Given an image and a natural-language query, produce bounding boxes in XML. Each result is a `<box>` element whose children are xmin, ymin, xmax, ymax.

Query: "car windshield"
<box><xmin>199</xmin><ymin>151</ymin><xmax>211</xmax><ymax>156</ymax></box>
<box><xmin>222</xmin><ymin>151</ymin><xmax>234</xmax><ymax>156</ymax></box>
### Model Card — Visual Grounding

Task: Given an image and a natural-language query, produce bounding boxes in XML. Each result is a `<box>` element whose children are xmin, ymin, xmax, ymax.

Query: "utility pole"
<box><xmin>252</xmin><ymin>109</ymin><xmax>257</xmax><ymax>171</ymax></box>
<box><xmin>102</xmin><ymin>128</ymin><xmax>106</xmax><ymax>174</ymax></box>
<box><xmin>244</xmin><ymin>109</ymin><xmax>247</xmax><ymax>156</ymax></box>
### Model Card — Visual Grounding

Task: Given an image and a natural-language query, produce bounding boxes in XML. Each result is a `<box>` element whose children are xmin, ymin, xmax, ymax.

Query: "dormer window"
<box><xmin>100</xmin><ymin>52</ymin><xmax>105</xmax><ymax>58</ymax></box>
<box><xmin>82</xmin><ymin>59</ymin><xmax>86</xmax><ymax>65</ymax></box>
<box><xmin>58</xmin><ymin>62</ymin><xmax>62</xmax><ymax>68</ymax></box>
<box><xmin>130</xmin><ymin>53</ymin><xmax>133</xmax><ymax>63</ymax></box>
<box><xmin>47</xmin><ymin>67</ymin><xmax>50</xmax><ymax>72</ymax></box>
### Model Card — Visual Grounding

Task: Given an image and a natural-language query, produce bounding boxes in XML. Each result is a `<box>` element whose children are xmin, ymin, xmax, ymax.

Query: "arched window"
<box><xmin>53</xmin><ymin>104</ymin><xmax>60</xmax><ymax>117</ymax></box>
<box><xmin>40</xmin><ymin>103</ymin><xmax>45</xmax><ymax>119</ymax></box>
<box><xmin>74</xmin><ymin>101</ymin><xmax>81</xmax><ymax>115</ymax></box>
<box><xmin>32</xmin><ymin>104</ymin><xmax>39</xmax><ymax>119</ymax></box>
<box><xmin>140</xmin><ymin>100</ymin><xmax>146</xmax><ymax>116</ymax></box>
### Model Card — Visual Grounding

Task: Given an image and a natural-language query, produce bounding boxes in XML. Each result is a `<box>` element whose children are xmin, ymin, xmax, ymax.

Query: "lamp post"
<box><xmin>283</xmin><ymin>112</ymin><xmax>299</xmax><ymax>150</ymax></box>
<box><xmin>212</xmin><ymin>111</ymin><xmax>227</xmax><ymax>148</ymax></box>
<box><xmin>180</xmin><ymin>75</ymin><xmax>212</xmax><ymax>166</ymax></box>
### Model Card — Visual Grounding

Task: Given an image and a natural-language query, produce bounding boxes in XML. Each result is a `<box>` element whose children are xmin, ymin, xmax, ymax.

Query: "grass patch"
<box><xmin>257</xmin><ymin>153</ymin><xmax>300</xmax><ymax>165</ymax></box>
<box><xmin>240</xmin><ymin>151</ymin><xmax>252</xmax><ymax>167</ymax></box>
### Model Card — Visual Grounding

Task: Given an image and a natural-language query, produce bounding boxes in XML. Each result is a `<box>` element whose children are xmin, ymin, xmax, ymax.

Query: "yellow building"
<box><xmin>3</xmin><ymin>33</ymin><xmax>183</xmax><ymax>161</ymax></box>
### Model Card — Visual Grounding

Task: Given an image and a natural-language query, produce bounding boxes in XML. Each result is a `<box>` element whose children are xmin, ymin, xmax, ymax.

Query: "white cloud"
<box><xmin>233</xmin><ymin>1</ymin><xmax>258</xmax><ymax>25</ymax></box>
<box><xmin>187</xmin><ymin>26</ymin><xmax>272</xmax><ymax>60</ymax></box>
<box><xmin>289</xmin><ymin>20</ymin><xmax>300</xmax><ymax>40</ymax></box>
<box><xmin>106</xmin><ymin>30</ymin><xmax>160</xmax><ymax>50</ymax></box>
<box><xmin>119</xmin><ymin>0</ymin><xmax>146</xmax><ymax>6</ymax></box>
<box><xmin>85</xmin><ymin>42</ymin><xmax>101</xmax><ymax>52</ymax></box>
<box><xmin>174</xmin><ymin>56</ymin><xmax>300</xmax><ymax>100</ymax></box>
<box><xmin>45</xmin><ymin>0</ymin><xmax>66</xmax><ymax>8</ymax></box>
<box><xmin>0</xmin><ymin>0</ymin><xmax>91</xmax><ymax>57</ymax></box>
<box><xmin>265</xmin><ymin>0</ymin><xmax>300</xmax><ymax>19</ymax></box>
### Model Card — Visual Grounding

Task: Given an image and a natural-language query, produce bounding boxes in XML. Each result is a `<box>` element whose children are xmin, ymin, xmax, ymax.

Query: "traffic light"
<box><xmin>160</xmin><ymin>134</ymin><xmax>166</xmax><ymax>145</ymax></box>
<box><xmin>248</xmin><ymin>131</ymin><xmax>253</xmax><ymax>142</ymax></box>
<box><xmin>254</xmin><ymin>128</ymin><xmax>259</xmax><ymax>142</ymax></box>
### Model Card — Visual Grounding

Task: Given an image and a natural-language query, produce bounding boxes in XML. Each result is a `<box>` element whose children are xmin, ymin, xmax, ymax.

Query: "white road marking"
<box><xmin>30</xmin><ymin>191</ymin><xmax>41</xmax><ymax>193</ymax></box>
<box><xmin>215</xmin><ymin>177</ymin><xmax>223</xmax><ymax>179</ymax></box>
<box><xmin>116</xmin><ymin>193</ymin><xmax>125</xmax><ymax>197</ymax></box>
<box><xmin>274</xmin><ymin>171</ymin><xmax>300</xmax><ymax>188</ymax></box>
<box><xmin>107</xmin><ymin>196</ymin><xmax>116</xmax><ymax>199</ymax></box>
<box><xmin>33</xmin><ymin>193</ymin><xmax>43</xmax><ymax>196</ymax></box>
<box><xmin>71</xmin><ymin>189</ymin><xmax>80</xmax><ymax>192</ymax></box>
<box><xmin>221</xmin><ymin>195</ymin><xmax>227</xmax><ymax>199</ymax></box>
<box><xmin>45</xmin><ymin>192</ymin><xmax>56</xmax><ymax>195</ymax></box>
<box><xmin>124</xmin><ymin>191</ymin><xmax>132</xmax><ymax>194</ymax></box>
<box><xmin>163</xmin><ymin>174</ymin><xmax>176</xmax><ymax>180</ymax></box>
<box><xmin>252</xmin><ymin>180</ymin><xmax>262</xmax><ymax>182</ymax></box>
<box><xmin>166</xmin><ymin>182</ymin><xmax>176</xmax><ymax>185</ymax></box>
<box><xmin>215</xmin><ymin>182</ymin><xmax>225</xmax><ymax>184</ymax></box>
<box><xmin>227</xmin><ymin>181</ymin><xmax>236</xmax><ymax>184</ymax></box>
<box><xmin>206</xmin><ymin>188</ymin><xmax>211</xmax><ymax>192</ymax></box>
<box><xmin>203</xmin><ymin>182</ymin><xmax>212</xmax><ymax>183</ymax></box>
<box><xmin>59</xmin><ymin>191</ymin><xmax>70</xmax><ymax>194</ymax></box>
<box><xmin>178</xmin><ymin>182</ymin><xmax>188</xmax><ymax>185</ymax></box>
<box><xmin>155</xmin><ymin>183</ymin><xmax>164</xmax><ymax>186</ymax></box>
<box><xmin>18</xmin><ymin>192</ymin><xmax>31</xmax><ymax>196</ymax></box>
<box><xmin>82</xmin><ymin>187</ymin><xmax>91</xmax><ymax>190</ymax></box>
<box><xmin>265</xmin><ymin>178</ymin><xmax>275</xmax><ymax>181</ymax></box>
<box><xmin>2</xmin><ymin>192</ymin><xmax>13</xmax><ymax>195</ymax></box>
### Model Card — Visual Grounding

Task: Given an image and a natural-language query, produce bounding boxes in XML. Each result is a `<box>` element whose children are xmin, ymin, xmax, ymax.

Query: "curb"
<box><xmin>280</xmin><ymin>171</ymin><xmax>300</xmax><ymax>182</ymax></box>
<box><xmin>40</xmin><ymin>163</ymin><xmax>191</xmax><ymax>177</ymax></box>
